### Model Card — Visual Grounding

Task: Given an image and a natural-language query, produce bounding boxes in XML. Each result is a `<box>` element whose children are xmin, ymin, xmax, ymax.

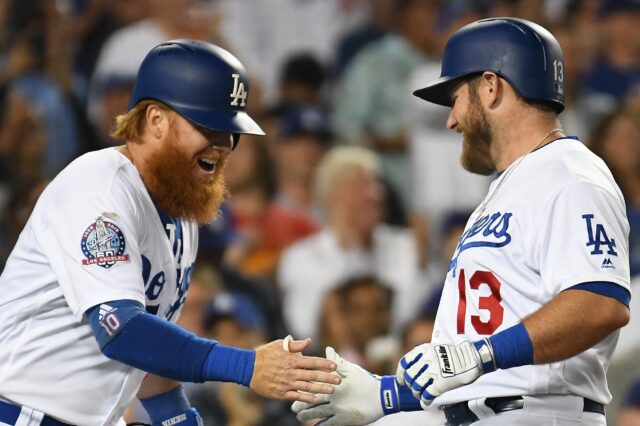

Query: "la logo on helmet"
<box><xmin>230</xmin><ymin>73</ymin><xmax>247</xmax><ymax>107</ymax></box>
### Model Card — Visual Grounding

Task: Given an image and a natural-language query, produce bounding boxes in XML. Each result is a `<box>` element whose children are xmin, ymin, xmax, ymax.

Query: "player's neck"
<box><xmin>120</xmin><ymin>141</ymin><xmax>153</xmax><ymax>185</ymax></box>
<box><xmin>117</xmin><ymin>145</ymin><xmax>134</xmax><ymax>164</ymax></box>
<box><xmin>493</xmin><ymin>115</ymin><xmax>563</xmax><ymax>172</ymax></box>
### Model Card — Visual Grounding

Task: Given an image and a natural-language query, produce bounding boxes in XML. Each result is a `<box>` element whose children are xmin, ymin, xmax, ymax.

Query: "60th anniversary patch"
<box><xmin>81</xmin><ymin>217</ymin><xmax>130</xmax><ymax>269</ymax></box>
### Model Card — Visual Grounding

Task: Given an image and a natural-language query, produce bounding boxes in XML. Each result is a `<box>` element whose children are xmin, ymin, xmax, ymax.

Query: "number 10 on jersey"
<box><xmin>457</xmin><ymin>269</ymin><xmax>504</xmax><ymax>335</ymax></box>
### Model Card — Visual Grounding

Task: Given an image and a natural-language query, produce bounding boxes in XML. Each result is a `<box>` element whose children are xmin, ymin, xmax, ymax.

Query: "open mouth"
<box><xmin>197</xmin><ymin>157</ymin><xmax>217</xmax><ymax>172</ymax></box>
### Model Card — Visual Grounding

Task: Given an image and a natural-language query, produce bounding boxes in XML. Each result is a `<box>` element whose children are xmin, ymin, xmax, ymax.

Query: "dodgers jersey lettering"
<box><xmin>0</xmin><ymin>148</ymin><xmax>198</xmax><ymax>425</ymax></box>
<box><xmin>432</xmin><ymin>138</ymin><xmax>630</xmax><ymax>407</ymax></box>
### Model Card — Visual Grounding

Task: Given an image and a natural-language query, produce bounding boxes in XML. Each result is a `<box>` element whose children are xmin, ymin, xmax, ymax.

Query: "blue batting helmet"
<box><xmin>128</xmin><ymin>39</ymin><xmax>265</xmax><ymax>137</ymax></box>
<box><xmin>413</xmin><ymin>17</ymin><xmax>565</xmax><ymax>113</ymax></box>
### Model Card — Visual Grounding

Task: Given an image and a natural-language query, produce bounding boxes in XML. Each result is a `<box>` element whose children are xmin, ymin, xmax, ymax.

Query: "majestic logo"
<box><xmin>437</xmin><ymin>345</ymin><xmax>454</xmax><ymax>377</ymax></box>
<box><xmin>582</xmin><ymin>214</ymin><xmax>617</xmax><ymax>256</ymax></box>
<box><xmin>601</xmin><ymin>258</ymin><xmax>615</xmax><ymax>269</ymax></box>
<box><xmin>230</xmin><ymin>73</ymin><xmax>247</xmax><ymax>107</ymax></box>
<box><xmin>449</xmin><ymin>212</ymin><xmax>513</xmax><ymax>274</ymax></box>
<box><xmin>81</xmin><ymin>217</ymin><xmax>130</xmax><ymax>269</ymax></box>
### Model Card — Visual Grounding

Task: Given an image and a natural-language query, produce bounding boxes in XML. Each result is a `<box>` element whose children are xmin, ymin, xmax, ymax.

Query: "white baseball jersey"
<box><xmin>431</xmin><ymin>137</ymin><xmax>630</xmax><ymax>407</ymax></box>
<box><xmin>0</xmin><ymin>148</ymin><xmax>198</xmax><ymax>425</ymax></box>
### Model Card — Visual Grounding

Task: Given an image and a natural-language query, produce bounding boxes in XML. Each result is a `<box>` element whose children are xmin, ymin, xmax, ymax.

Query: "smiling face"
<box><xmin>142</xmin><ymin>111</ymin><xmax>231</xmax><ymax>224</ymax></box>
<box><xmin>447</xmin><ymin>79</ymin><xmax>496</xmax><ymax>176</ymax></box>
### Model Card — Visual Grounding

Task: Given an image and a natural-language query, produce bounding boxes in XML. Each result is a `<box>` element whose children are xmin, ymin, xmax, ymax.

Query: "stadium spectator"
<box><xmin>223</xmin><ymin>133</ymin><xmax>318</xmax><ymax>280</ymax></box>
<box><xmin>332</xmin><ymin>0</ymin><xmax>441</xmax><ymax>211</ymax></box>
<box><xmin>278</xmin><ymin>146</ymin><xmax>424</xmax><ymax>344</ymax></box>
<box><xmin>589</xmin><ymin>107</ymin><xmax>640</xmax><ymax>277</ymax></box>
<box><xmin>272</xmin><ymin>104</ymin><xmax>332</xmax><ymax>222</ymax></box>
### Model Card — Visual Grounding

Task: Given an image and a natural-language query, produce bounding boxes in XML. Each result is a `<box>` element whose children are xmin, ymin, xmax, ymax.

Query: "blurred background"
<box><xmin>0</xmin><ymin>0</ymin><xmax>638</xmax><ymax>424</ymax></box>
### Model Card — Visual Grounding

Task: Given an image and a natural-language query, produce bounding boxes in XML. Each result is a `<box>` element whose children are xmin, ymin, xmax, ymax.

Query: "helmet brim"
<box><xmin>175</xmin><ymin>106</ymin><xmax>266</xmax><ymax>136</ymax></box>
<box><xmin>413</xmin><ymin>75</ymin><xmax>464</xmax><ymax>107</ymax></box>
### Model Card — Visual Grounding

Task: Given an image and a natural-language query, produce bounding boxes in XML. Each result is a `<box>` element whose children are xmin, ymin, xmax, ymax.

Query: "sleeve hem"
<box><xmin>76</xmin><ymin>292</ymin><xmax>146</xmax><ymax>321</ymax></box>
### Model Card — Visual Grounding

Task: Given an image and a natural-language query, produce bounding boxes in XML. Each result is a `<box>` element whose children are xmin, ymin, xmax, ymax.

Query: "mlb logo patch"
<box><xmin>80</xmin><ymin>217</ymin><xmax>130</xmax><ymax>269</ymax></box>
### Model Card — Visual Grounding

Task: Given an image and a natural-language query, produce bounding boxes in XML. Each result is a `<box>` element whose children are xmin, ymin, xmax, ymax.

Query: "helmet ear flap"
<box><xmin>232</xmin><ymin>134</ymin><xmax>240</xmax><ymax>150</ymax></box>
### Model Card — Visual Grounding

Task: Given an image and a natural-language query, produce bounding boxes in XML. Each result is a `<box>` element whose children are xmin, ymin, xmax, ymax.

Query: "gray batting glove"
<box><xmin>291</xmin><ymin>347</ymin><xmax>385</xmax><ymax>426</ymax></box>
<box><xmin>395</xmin><ymin>340</ymin><xmax>496</xmax><ymax>406</ymax></box>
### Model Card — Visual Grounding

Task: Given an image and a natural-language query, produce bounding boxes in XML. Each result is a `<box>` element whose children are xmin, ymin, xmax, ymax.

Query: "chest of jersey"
<box><xmin>139</xmin><ymin>210</ymin><xmax>197</xmax><ymax>321</ymax></box>
<box><xmin>444</xmin><ymin>209</ymin><xmax>527</xmax><ymax>338</ymax></box>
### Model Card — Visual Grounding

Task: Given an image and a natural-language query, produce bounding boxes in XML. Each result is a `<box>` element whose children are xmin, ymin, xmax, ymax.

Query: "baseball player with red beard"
<box><xmin>0</xmin><ymin>40</ymin><xmax>339</xmax><ymax>426</ymax></box>
<box><xmin>293</xmin><ymin>17</ymin><xmax>631</xmax><ymax>426</ymax></box>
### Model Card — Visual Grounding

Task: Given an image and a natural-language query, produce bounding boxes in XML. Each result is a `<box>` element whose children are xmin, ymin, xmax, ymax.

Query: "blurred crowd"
<box><xmin>0</xmin><ymin>0</ymin><xmax>639</xmax><ymax>424</ymax></box>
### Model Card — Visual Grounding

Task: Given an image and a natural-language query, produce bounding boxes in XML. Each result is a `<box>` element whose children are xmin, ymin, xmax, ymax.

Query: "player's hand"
<box><xmin>292</xmin><ymin>347</ymin><xmax>385</xmax><ymax>426</ymax></box>
<box><xmin>396</xmin><ymin>340</ymin><xmax>494</xmax><ymax>406</ymax></box>
<box><xmin>250</xmin><ymin>337</ymin><xmax>341</xmax><ymax>404</ymax></box>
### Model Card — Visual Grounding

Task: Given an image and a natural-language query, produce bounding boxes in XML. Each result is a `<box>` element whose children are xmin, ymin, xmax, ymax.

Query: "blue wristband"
<box><xmin>473</xmin><ymin>339</ymin><xmax>497</xmax><ymax>374</ymax></box>
<box><xmin>380</xmin><ymin>376</ymin><xmax>400</xmax><ymax>414</ymax></box>
<box><xmin>397</xmin><ymin>381</ymin><xmax>422</xmax><ymax>411</ymax></box>
<box><xmin>140</xmin><ymin>386</ymin><xmax>190</xmax><ymax>423</ymax></box>
<box><xmin>488</xmin><ymin>322</ymin><xmax>534</xmax><ymax>370</ymax></box>
<box><xmin>380</xmin><ymin>376</ymin><xmax>422</xmax><ymax>414</ymax></box>
<box><xmin>202</xmin><ymin>344</ymin><xmax>256</xmax><ymax>386</ymax></box>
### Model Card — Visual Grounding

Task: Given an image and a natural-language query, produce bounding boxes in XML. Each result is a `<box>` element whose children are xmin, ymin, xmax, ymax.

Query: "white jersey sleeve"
<box><xmin>532</xmin><ymin>181</ymin><xmax>630</xmax><ymax>296</ymax></box>
<box><xmin>35</xmin><ymin>192</ymin><xmax>146</xmax><ymax>319</ymax></box>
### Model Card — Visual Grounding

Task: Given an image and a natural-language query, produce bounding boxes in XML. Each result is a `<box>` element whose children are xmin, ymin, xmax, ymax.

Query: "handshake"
<box><xmin>292</xmin><ymin>339</ymin><xmax>497</xmax><ymax>425</ymax></box>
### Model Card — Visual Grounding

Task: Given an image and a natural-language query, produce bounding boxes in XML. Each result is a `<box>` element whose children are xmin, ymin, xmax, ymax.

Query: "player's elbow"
<box><xmin>100</xmin><ymin>340</ymin><xmax>121</xmax><ymax>361</ymax></box>
<box><xmin>597</xmin><ymin>300</ymin><xmax>630</xmax><ymax>334</ymax></box>
<box><xmin>608</xmin><ymin>302</ymin><xmax>630</xmax><ymax>330</ymax></box>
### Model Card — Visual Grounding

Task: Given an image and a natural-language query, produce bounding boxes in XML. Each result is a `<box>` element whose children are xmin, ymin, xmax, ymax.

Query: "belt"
<box><xmin>443</xmin><ymin>396</ymin><xmax>605</xmax><ymax>426</ymax></box>
<box><xmin>0</xmin><ymin>399</ymin><xmax>73</xmax><ymax>426</ymax></box>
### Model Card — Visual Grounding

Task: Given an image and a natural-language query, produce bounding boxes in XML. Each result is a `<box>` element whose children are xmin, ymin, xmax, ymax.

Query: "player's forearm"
<box><xmin>137</xmin><ymin>374</ymin><xmax>182</xmax><ymax>399</ymax></box>
<box><xmin>522</xmin><ymin>289</ymin><xmax>629</xmax><ymax>364</ymax></box>
<box><xmin>86</xmin><ymin>301</ymin><xmax>255</xmax><ymax>385</ymax></box>
<box><xmin>396</xmin><ymin>285</ymin><xmax>630</xmax><ymax>406</ymax></box>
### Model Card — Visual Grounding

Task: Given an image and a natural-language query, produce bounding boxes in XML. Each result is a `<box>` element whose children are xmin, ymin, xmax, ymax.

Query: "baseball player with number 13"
<box><xmin>0</xmin><ymin>40</ymin><xmax>340</xmax><ymax>426</ymax></box>
<box><xmin>293</xmin><ymin>17</ymin><xmax>631</xmax><ymax>426</ymax></box>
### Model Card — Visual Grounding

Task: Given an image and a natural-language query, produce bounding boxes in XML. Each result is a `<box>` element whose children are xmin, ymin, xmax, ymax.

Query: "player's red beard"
<box><xmin>142</xmin><ymin>131</ymin><xmax>229</xmax><ymax>225</ymax></box>
<box><xmin>459</xmin><ymin>88</ymin><xmax>496</xmax><ymax>176</ymax></box>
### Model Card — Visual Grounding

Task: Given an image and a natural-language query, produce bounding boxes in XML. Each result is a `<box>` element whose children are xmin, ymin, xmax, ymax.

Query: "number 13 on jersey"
<box><xmin>457</xmin><ymin>269</ymin><xmax>504</xmax><ymax>335</ymax></box>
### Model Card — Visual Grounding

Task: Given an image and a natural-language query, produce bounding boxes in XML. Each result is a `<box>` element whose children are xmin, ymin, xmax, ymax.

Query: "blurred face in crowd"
<box><xmin>400</xmin><ymin>0</ymin><xmax>440</xmax><ymax>50</ymax></box>
<box><xmin>343</xmin><ymin>282</ymin><xmax>391</xmax><ymax>351</ymax></box>
<box><xmin>141</xmin><ymin>106</ymin><xmax>230</xmax><ymax>224</ymax></box>
<box><xmin>148</xmin><ymin>0</ymin><xmax>197</xmax><ymax>31</ymax></box>
<box><xmin>224</xmin><ymin>134</ymin><xmax>261</xmax><ymax>191</ymax></box>
<box><xmin>600</xmin><ymin>114</ymin><xmax>640</xmax><ymax>175</ymax></box>
<box><xmin>176</xmin><ymin>276</ymin><xmax>214</xmax><ymax>336</ymax></box>
<box><xmin>619</xmin><ymin>406</ymin><xmax>640</xmax><ymax>426</ymax></box>
<box><xmin>603</xmin><ymin>9</ymin><xmax>640</xmax><ymax>52</ymax></box>
<box><xmin>207</xmin><ymin>318</ymin><xmax>264</xmax><ymax>350</ymax></box>
<box><xmin>277</xmin><ymin>135</ymin><xmax>327</xmax><ymax>183</ymax></box>
<box><xmin>447</xmin><ymin>80</ymin><xmax>496</xmax><ymax>176</ymax></box>
<box><xmin>442</xmin><ymin>224</ymin><xmax>467</xmax><ymax>261</ymax></box>
<box><xmin>403</xmin><ymin>318</ymin><xmax>435</xmax><ymax>351</ymax></box>
<box><xmin>395</xmin><ymin>317</ymin><xmax>435</xmax><ymax>366</ymax></box>
<box><xmin>329</xmin><ymin>168</ymin><xmax>384</xmax><ymax>236</ymax></box>
<box><xmin>101</xmin><ymin>86</ymin><xmax>134</xmax><ymax>145</ymax></box>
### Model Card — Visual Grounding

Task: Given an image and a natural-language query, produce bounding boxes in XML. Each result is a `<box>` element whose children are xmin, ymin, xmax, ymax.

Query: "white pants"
<box><xmin>0</xmin><ymin>398</ymin><xmax>125</xmax><ymax>426</ymax></box>
<box><xmin>467</xmin><ymin>395</ymin><xmax>606</xmax><ymax>426</ymax></box>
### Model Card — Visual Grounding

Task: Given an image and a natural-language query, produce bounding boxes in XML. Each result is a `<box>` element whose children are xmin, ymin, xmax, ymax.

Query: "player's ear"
<box><xmin>144</xmin><ymin>103</ymin><xmax>170</xmax><ymax>141</ymax></box>
<box><xmin>481</xmin><ymin>72</ymin><xmax>501</xmax><ymax>109</ymax></box>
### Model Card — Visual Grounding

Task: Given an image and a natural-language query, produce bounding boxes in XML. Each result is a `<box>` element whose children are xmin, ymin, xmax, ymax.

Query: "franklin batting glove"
<box><xmin>395</xmin><ymin>339</ymin><xmax>496</xmax><ymax>405</ymax></box>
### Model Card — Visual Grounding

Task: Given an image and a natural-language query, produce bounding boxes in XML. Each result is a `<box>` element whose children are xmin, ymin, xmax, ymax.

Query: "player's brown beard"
<box><xmin>460</xmin><ymin>88</ymin><xmax>496</xmax><ymax>176</ymax></box>
<box><xmin>141</xmin><ymin>130</ymin><xmax>229</xmax><ymax>225</ymax></box>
